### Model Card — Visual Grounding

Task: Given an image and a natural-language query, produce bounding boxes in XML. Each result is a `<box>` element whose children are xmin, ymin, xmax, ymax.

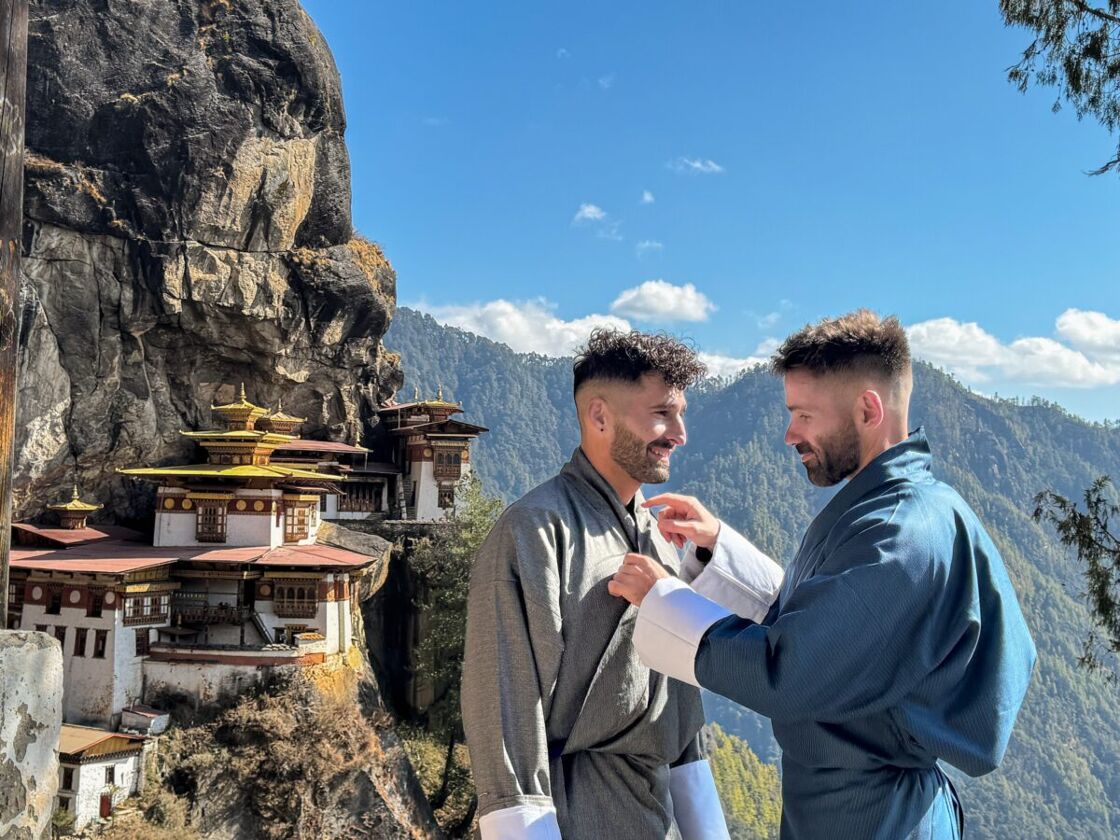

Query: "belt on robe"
<box><xmin>945</xmin><ymin>774</ymin><xmax>966</xmax><ymax>838</ymax></box>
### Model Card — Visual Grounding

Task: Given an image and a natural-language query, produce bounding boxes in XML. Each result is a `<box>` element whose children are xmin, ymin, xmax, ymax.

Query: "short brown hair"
<box><xmin>770</xmin><ymin>309</ymin><xmax>910</xmax><ymax>380</ymax></box>
<box><xmin>573</xmin><ymin>329</ymin><xmax>707</xmax><ymax>397</ymax></box>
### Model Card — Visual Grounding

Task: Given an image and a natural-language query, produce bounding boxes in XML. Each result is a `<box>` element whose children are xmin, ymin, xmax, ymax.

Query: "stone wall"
<box><xmin>0</xmin><ymin>631</ymin><xmax>63</xmax><ymax>840</ymax></box>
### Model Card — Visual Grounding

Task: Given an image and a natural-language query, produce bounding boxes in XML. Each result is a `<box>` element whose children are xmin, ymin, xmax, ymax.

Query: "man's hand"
<box><xmin>608</xmin><ymin>553</ymin><xmax>671</xmax><ymax>606</ymax></box>
<box><xmin>643</xmin><ymin>493</ymin><xmax>721</xmax><ymax>550</ymax></box>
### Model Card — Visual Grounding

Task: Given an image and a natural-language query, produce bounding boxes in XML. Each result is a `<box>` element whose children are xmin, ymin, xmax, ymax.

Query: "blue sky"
<box><xmin>302</xmin><ymin>1</ymin><xmax>1119</xmax><ymax>422</ymax></box>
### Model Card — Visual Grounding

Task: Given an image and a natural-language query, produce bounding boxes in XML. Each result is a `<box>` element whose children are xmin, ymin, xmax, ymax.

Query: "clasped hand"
<box><xmin>609</xmin><ymin>493</ymin><xmax>720</xmax><ymax>605</ymax></box>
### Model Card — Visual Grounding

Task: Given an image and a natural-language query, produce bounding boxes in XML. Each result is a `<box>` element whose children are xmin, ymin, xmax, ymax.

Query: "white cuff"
<box><xmin>635</xmin><ymin>577</ymin><xmax>732</xmax><ymax>686</ymax></box>
<box><xmin>689</xmin><ymin>523</ymin><xmax>783</xmax><ymax>622</ymax></box>
<box><xmin>478</xmin><ymin>803</ymin><xmax>562</xmax><ymax>840</ymax></box>
<box><xmin>670</xmin><ymin>760</ymin><xmax>731</xmax><ymax>840</ymax></box>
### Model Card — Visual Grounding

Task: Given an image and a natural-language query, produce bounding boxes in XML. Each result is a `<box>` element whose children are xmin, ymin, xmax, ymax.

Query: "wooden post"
<box><xmin>0</xmin><ymin>0</ymin><xmax>28</xmax><ymax>624</ymax></box>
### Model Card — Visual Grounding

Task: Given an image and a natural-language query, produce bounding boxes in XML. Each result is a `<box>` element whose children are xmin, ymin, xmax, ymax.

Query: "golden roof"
<box><xmin>118</xmin><ymin>464</ymin><xmax>345</xmax><ymax>481</ymax></box>
<box><xmin>48</xmin><ymin>486</ymin><xmax>103</xmax><ymax>513</ymax></box>
<box><xmin>208</xmin><ymin>385</ymin><xmax>266</xmax><ymax>418</ymax></box>
<box><xmin>179</xmin><ymin>430</ymin><xmax>296</xmax><ymax>443</ymax></box>
<box><xmin>263</xmin><ymin>398</ymin><xmax>306</xmax><ymax>424</ymax></box>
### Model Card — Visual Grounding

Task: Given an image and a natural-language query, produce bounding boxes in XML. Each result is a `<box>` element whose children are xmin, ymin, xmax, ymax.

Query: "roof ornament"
<box><xmin>437</xmin><ymin>383</ymin><xmax>444</xmax><ymax>401</ymax></box>
<box><xmin>413</xmin><ymin>383</ymin><xmax>421</xmax><ymax>401</ymax></box>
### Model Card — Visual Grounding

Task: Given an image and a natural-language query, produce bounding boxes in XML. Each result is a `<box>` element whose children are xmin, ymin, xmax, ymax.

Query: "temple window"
<box><xmin>339</xmin><ymin>482</ymin><xmax>382</xmax><ymax>513</ymax></box>
<box><xmin>196</xmin><ymin>504</ymin><xmax>227</xmax><ymax>543</ymax></box>
<box><xmin>73</xmin><ymin>627</ymin><xmax>88</xmax><ymax>657</ymax></box>
<box><xmin>7</xmin><ymin>582</ymin><xmax>23</xmax><ymax>610</ymax></box>
<box><xmin>136</xmin><ymin>631</ymin><xmax>150</xmax><ymax>657</ymax></box>
<box><xmin>46</xmin><ymin>585</ymin><xmax>63</xmax><ymax>615</ymax></box>
<box><xmin>54</xmin><ymin>625</ymin><xmax>67</xmax><ymax>646</ymax></box>
<box><xmin>284</xmin><ymin>504</ymin><xmax>310</xmax><ymax>543</ymax></box>
<box><xmin>87</xmin><ymin>588</ymin><xmax>104</xmax><ymax>618</ymax></box>
<box><xmin>93</xmin><ymin>629</ymin><xmax>108</xmax><ymax>659</ymax></box>
<box><xmin>438</xmin><ymin>486</ymin><xmax>455</xmax><ymax>509</ymax></box>
<box><xmin>273</xmin><ymin>582</ymin><xmax>318</xmax><ymax>618</ymax></box>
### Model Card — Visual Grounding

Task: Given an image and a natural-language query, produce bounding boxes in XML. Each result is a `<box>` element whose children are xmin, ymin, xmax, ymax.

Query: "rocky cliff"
<box><xmin>15</xmin><ymin>0</ymin><xmax>402</xmax><ymax>521</ymax></box>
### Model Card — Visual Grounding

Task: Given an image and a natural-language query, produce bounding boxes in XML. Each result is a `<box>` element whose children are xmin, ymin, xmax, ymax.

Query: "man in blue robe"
<box><xmin>610</xmin><ymin>309</ymin><xmax>1037</xmax><ymax>840</ymax></box>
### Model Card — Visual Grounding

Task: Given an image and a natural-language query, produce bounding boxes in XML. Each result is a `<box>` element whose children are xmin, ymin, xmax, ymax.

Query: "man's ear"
<box><xmin>858</xmin><ymin>389</ymin><xmax>885</xmax><ymax>429</ymax></box>
<box><xmin>587</xmin><ymin>395</ymin><xmax>610</xmax><ymax>433</ymax></box>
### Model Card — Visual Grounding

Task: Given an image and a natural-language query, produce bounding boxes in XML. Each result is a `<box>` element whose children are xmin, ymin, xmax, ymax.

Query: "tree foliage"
<box><xmin>408</xmin><ymin>474</ymin><xmax>504</xmax><ymax>833</ymax></box>
<box><xmin>1001</xmin><ymin>0</ymin><xmax>1120</xmax><ymax>173</ymax></box>
<box><xmin>706</xmin><ymin>724</ymin><xmax>782</xmax><ymax>840</ymax></box>
<box><xmin>1034</xmin><ymin>476</ymin><xmax>1120</xmax><ymax>677</ymax></box>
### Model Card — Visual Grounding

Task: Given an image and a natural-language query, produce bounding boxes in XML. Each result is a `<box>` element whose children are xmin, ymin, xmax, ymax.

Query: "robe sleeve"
<box><xmin>462</xmin><ymin>507</ymin><xmax>566</xmax><ymax>839</ymax></box>
<box><xmin>678</xmin><ymin>522</ymin><xmax>783</xmax><ymax>622</ymax></box>
<box><xmin>639</xmin><ymin>509</ymin><xmax>974</xmax><ymax>723</ymax></box>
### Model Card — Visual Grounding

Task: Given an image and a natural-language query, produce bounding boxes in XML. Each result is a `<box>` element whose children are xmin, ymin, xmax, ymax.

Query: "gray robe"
<box><xmin>462</xmin><ymin>448</ymin><xmax>706</xmax><ymax>839</ymax></box>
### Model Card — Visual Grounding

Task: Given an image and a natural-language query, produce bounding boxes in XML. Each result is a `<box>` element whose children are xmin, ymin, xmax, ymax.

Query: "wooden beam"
<box><xmin>0</xmin><ymin>0</ymin><xmax>28</xmax><ymax>623</ymax></box>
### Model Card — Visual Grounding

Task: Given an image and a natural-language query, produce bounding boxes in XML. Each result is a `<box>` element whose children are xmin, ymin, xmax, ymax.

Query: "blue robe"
<box><xmin>696</xmin><ymin>431</ymin><xmax>1036</xmax><ymax>839</ymax></box>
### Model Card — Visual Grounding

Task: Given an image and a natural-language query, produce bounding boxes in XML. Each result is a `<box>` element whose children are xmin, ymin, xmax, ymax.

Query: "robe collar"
<box><xmin>804</xmin><ymin>427</ymin><xmax>934</xmax><ymax>542</ymax></box>
<box><xmin>561</xmin><ymin>447</ymin><xmax>650</xmax><ymax>552</ymax></box>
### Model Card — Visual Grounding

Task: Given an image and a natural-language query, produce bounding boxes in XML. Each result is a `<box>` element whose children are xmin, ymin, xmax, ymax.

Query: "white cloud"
<box><xmin>1056</xmin><ymin>308</ymin><xmax>1120</xmax><ymax>362</ymax></box>
<box><xmin>557</xmin><ymin>48</ymin><xmax>570</xmax><ymax>59</ymax></box>
<box><xmin>598</xmin><ymin>73</ymin><xmax>616</xmax><ymax>90</ymax></box>
<box><xmin>699</xmin><ymin>351</ymin><xmax>770</xmax><ymax>380</ymax></box>
<box><xmin>907</xmin><ymin>313</ymin><xmax>1120</xmax><ymax>388</ymax></box>
<box><xmin>635</xmin><ymin>240</ymin><xmax>663</xmax><ymax>257</ymax></box>
<box><xmin>572</xmin><ymin>203</ymin><xmax>606</xmax><ymax>223</ymax></box>
<box><xmin>422</xmin><ymin>116</ymin><xmax>448</xmax><ymax>128</ymax></box>
<box><xmin>641</xmin><ymin>190</ymin><xmax>655</xmax><ymax>204</ymax></box>
<box><xmin>610</xmin><ymin>280</ymin><xmax>716</xmax><ymax>323</ymax></box>
<box><xmin>419</xmin><ymin>299</ymin><xmax>632</xmax><ymax>357</ymax></box>
<box><xmin>668</xmin><ymin>157</ymin><xmax>725</xmax><ymax>174</ymax></box>
<box><xmin>572</xmin><ymin>203</ymin><xmax>622</xmax><ymax>240</ymax></box>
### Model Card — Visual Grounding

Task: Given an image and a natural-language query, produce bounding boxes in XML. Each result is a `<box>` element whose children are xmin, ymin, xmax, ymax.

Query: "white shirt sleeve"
<box><xmin>634</xmin><ymin>577</ymin><xmax>732</xmax><ymax>686</ymax></box>
<box><xmin>478</xmin><ymin>803</ymin><xmax>562</xmax><ymax>840</ymax></box>
<box><xmin>670</xmin><ymin>759</ymin><xmax>731</xmax><ymax>840</ymax></box>
<box><xmin>682</xmin><ymin>522</ymin><xmax>783</xmax><ymax>622</ymax></box>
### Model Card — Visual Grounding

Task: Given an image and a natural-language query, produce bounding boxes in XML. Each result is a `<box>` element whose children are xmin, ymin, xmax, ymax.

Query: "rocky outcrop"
<box><xmin>15</xmin><ymin>0</ymin><xmax>403</xmax><ymax>521</ymax></box>
<box><xmin>0</xmin><ymin>632</ymin><xmax>63</xmax><ymax>840</ymax></box>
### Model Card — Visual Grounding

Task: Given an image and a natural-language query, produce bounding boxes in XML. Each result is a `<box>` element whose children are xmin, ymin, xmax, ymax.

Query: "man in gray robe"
<box><xmin>462</xmin><ymin>329</ymin><xmax>753</xmax><ymax>840</ymax></box>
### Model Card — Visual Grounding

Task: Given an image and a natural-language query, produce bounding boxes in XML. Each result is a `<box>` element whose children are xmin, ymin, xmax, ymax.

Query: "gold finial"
<box><xmin>437</xmin><ymin>383</ymin><xmax>444</xmax><ymax>401</ymax></box>
<box><xmin>71</xmin><ymin>484</ymin><xmax>80</xmax><ymax>501</ymax></box>
<box><xmin>413</xmin><ymin>383</ymin><xmax>420</xmax><ymax>401</ymax></box>
<box><xmin>276</xmin><ymin>397</ymin><xmax>283</xmax><ymax>413</ymax></box>
<box><xmin>239</xmin><ymin>382</ymin><xmax>247</xmax><ymax>402</ymax></box>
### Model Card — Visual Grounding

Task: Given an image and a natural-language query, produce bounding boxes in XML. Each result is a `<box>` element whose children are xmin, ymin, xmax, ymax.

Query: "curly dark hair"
<box><xmin>573</xmin><ymin>329</ymin><xmax>707</xmax><ymax>396</ymax></box>
<box><xmin>770</xmin><ymin>309</ymin><xmax>910</xmax><ymax>380</ymax></box>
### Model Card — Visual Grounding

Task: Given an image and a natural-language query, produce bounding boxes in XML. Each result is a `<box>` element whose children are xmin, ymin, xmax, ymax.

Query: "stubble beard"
<box><xmin>798</xmin><ymin>420</ymin><xmax>861</xmax><ymax>487</ymax></box>
<box><xmin>611</xmin><ymin>421</ymin><xmax>671</xmax><ymax>485</ymax></box>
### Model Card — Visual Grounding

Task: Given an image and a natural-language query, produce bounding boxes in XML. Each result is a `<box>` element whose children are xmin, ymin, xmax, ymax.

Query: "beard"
<box><xmin>796</xmin><ymin>421</ymin><xmax>861</xmax><ymax>487</ymax></box>
<box><xmin>610</xmin><ymin>421</ymin><xmax>672</xmax><ymax>485</ymax></box>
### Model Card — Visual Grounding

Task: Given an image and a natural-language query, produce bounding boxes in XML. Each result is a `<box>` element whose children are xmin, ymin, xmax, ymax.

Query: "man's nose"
<box><xmin>784</xmin><ymin>422</ymin><xmax>799</xmax><ymax>447</ymax></box>
<box><xmin>667</xmin><ymin>418</ymin><xmax>686</xmax><ymax>446</ymax></box>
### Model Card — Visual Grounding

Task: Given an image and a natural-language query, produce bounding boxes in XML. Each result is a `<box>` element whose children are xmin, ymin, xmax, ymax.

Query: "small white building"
<box><xmin>374</xmin><ymin>391</ymin><xmax>488</xmax><ymax>521</ymax></box>
<box><xmin>56</xmin><ymin>725</ymin><xmax>145</xmax><ymax>830</ymax></box>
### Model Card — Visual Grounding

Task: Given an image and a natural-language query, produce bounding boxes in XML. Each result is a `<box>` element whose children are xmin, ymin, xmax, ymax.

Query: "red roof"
<box><xmin>11</xmin><ymin>538</ymin><xmax>377</xmax><ymax>574</ymax></box>
<box><xmin>12</xmin><ymin>523</ymin><xmax>145</xmax><ymax>548</ymax></box>
<box><xmin>274</xmin><ymin>440</ymin><xmax>369</xmax><ymax>455</ymax></box>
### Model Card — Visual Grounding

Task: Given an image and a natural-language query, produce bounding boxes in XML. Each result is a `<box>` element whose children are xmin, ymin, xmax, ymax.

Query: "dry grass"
<box><xmin>346</xmin><ymin>236</ymin><xmax>394</xmax><ymax>292</ymax></box>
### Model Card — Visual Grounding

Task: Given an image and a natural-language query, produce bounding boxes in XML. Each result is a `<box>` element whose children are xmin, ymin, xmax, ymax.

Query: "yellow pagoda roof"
<box><xmin>48</xmin><ymin>486</ymin><xmax>103</xmax><ymax>513</ymax></box>
<box><xmin>263</xmin><ymin>398</ymin><xmax>305</xmax><ymax>424</ymax></box>
<box><xmin>117</xmin><ymin>464</ymin><xmax>345</xmax><ymax>481</ymax></box>
<box><xmin>179</xmin><ymin>430</ymin><xmax>296</xmax><ymax>443</ymax></box>
<box><xmin>211</xmin><ymin>383</ymin><xmax>267</xmax><ymax>414</ymax></box>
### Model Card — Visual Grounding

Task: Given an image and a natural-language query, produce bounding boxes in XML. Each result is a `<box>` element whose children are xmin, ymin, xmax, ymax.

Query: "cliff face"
<box><xmin>15</xmin><ymin>0</ymin><xmax>402</xmax><ymax>520</ymax></box>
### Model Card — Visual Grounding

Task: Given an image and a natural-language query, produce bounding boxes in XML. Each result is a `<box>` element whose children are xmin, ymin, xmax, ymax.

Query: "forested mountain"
<box><xmin>386</xmin><ymin>306</ymin><xmax>1120</xmax><ymax>840</ymax></box>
